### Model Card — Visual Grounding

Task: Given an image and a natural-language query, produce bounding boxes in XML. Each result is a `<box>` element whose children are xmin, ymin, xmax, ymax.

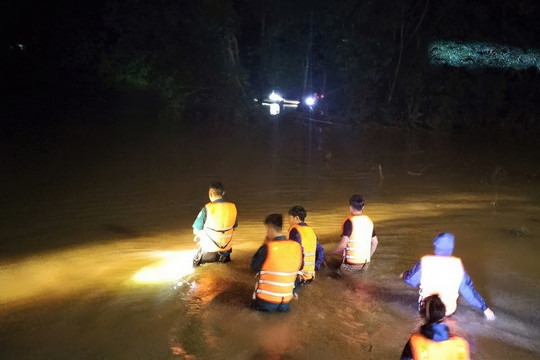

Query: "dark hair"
<box><xmin>421</xmin><ymin>295</ymin><xmax>446</xmax><ymax>324</ymax></box>
<box><xmin>349</xmin><ymin>194</ymin><xmax>365</xmax><ymax>211</ymax></box>
<box><xmin>288</xmin><ymin>205</ymin><xmax>307</xmax><ymax>221</ymax></box>
<box><xmin>209</xmin><ymin>182</ymin><xmax>225</xmax><ymax>196</ymax></box>
<box><xmin>264</xmin><ymin>213</ymin><xmax>283</xmax><ymax>231</ymax></box>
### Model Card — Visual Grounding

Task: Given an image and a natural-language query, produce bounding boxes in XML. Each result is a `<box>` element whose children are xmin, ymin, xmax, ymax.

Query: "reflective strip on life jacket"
<box><xmin>253</xmin><ymin>240</ymin><xmax>303</xmax><ymax>304</ymax></box>
<box><xmin>288</xmin><ymin>224</ymin><xmax>317</xmax><ymax>281</ymax></box>
<box><xmin>201</xmin><ymin>202</ymin><xmax>237</xmax><ymax>252</ymax></box>
<box><xmin>420</xmin><ymin>255</ymin><xmax>464</xmax><ymax>316</ymax></box>
<box><xmin>343</xmin><ymin>215</ymin><xmax>373</xmax><ymax>265</ymax></box>
<box><xmin>410</xmin><ymin>333</ymin><xmax>470</xmax><ymax>360</ymax></box>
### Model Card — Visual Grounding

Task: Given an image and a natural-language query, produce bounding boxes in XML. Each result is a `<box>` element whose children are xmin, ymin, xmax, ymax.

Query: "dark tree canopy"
<box><xmin>3</xmin><ymin>0</ymin><xmax>540</xmax><ymax>134</ymax></box>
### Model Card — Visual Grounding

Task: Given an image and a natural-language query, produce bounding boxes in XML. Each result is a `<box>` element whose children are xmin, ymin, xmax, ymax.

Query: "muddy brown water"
<box><xmin>1</xmin><ymin>107</ymin><xmax>539</xmax><ymax>359</ymax></box>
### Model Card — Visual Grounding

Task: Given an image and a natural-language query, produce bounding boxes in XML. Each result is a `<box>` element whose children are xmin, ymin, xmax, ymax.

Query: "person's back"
<box><xmin>287</xmin><ymin>205</ymin><xmax>324</xmax><ymax>283</ymax></box>
<box><xmin>192</xmin><ymin>182</ymin><xmax>237</xmax><ymax>265</ymax></box>
<box><xmin>251</xmin><ymin>214</ymin><xmax>303</xmax><ymax>312</ymax></box>
<box><xmin>401</xmin><ymin>295</ymin><xmax>470</xmax><ymax>360</ymax></box>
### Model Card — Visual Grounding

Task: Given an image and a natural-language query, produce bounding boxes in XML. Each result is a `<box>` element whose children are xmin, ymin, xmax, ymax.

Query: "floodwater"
<box><xmin>1</xmin><ymin>101</ymin><xmax>540</xmax><ymax>359</ymax></box>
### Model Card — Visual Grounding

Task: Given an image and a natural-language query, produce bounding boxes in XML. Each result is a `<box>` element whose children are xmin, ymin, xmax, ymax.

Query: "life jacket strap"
<box><xmin>259</xmin><ymin>270</ymin><xmax>302</xmax><ymax>277</ymax></box>
<box><xmin>256</xmin><ymin>289</ymin><xmax>293</xmax><ymax>297</ymax></box>
<box><xmin>258</xmin><ymin>279</ymin><xmax>296</xmax><ymax>287</ymax></box>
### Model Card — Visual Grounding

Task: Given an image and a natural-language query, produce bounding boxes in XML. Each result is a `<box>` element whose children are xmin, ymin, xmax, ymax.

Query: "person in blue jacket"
<box><xmin>401</xmin><ymin>232</ymin><xmax>495</xmax><ymax>320</ymax></box>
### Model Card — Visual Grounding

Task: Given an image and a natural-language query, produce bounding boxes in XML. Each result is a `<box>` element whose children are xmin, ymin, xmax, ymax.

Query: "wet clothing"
<box><xmin>402</xmin><ymin>234</ymin><xmax>488</xmax><ymax>313</ymax></box>
<box><xmin>341</xmin><ymin>215</ymin><xmax>376</xmax><ymax>265</ymax></box>
<box><xmin>251</xmin><ymin>235</ymin><xmax>303</xmax><ymax>312</ymax></box>
<box><xmin>288</xmin><ymin>222</ymin><xmax>325</xmax><ymax>280</ymax></box>
<box><xmin>192</xmin><ymin>198</ymin><xmax>238</xmax><ymax>263</ymax></box>
<box><xmin>400</xmin><ymin>323</ymin><xmax>470</xmax><ymax>360</ymax></box>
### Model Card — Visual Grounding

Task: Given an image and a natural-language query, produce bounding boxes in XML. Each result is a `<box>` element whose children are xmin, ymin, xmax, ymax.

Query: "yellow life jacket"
<box><xmin>343</xmin><ymin>215</ymin><xmax>373</xmax><ymax>265</ymax></box>
<box><xmin>288</xmin><ymin>224</ymin><xmax>317</xmax><ymax>281</ymax></box>
<box><xmin>410</xmin><ymin>332</ymin><xmax>470</xmax><ymax>360</ymax></box>
<box><xmin>201</xmin><ymin>201</ymin><xmax>237</xmax><ymax>252</ymax></box>
<box><xmin>254</xmin><ymin>240</ymin><xmax>302</xmax><ymax>304</ymax></box>
<box><xmin>420</xmin><ymin>255</ymin><xmax>464</xmax><ymax>315</ymax></box>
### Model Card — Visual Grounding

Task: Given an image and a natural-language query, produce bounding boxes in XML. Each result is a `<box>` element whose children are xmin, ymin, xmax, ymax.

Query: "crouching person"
<box><xmin>401</xmin><ymin>294</ymin><xmax>470</xmax><ymax>360</ymax></box>
<box><xmin>251</xmin><ymin>213</ymin><xmax>303</xmax><ymax>312</ymax></box>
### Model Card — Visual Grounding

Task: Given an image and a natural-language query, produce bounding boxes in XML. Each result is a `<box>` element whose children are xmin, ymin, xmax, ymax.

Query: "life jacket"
<box><xmin>253</xmin><ymin>240</ymin><xmax>302</xmax><ymax>304</ymax></box>
<box><xmin>420</xmin><ymin>255</ymin><xmax>464</xmax><ymax>315</ymax></box>
<box><xmin>410</xmin><ymin>332</ymin><xmax>470</xmax><ymax>360</ymax></box>
<box><xmin>200</xmin><ymin>201</ymin><xmax>237</xmax><ymax>252</ymax></box>
<box><xmin>288</xmin><ymin>224</ymin><xmax>317</xmax><ymax>281</ymax></box>
<box><xmin>343</xmin><ymin>215</ymin><xmax>373</xmax><ymax>265</ymax></box>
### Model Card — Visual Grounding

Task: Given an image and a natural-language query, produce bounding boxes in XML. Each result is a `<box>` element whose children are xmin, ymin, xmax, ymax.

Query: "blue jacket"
<box><xmin>402</xmin><ymin>233</ymin><xmax>488</xmax><ymax>311</ymax></box>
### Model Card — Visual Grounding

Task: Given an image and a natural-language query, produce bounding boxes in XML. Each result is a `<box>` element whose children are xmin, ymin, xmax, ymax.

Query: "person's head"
<box><xmin>349</xmin><ymin>194</ymin><xmax>365</xmax><ymax>213</ymax></box>
<box><xmin>421</xmin><ymin>294</ymin><xmax>446</xmax><ymax>324</ymax></box>
<box><xmin>288</xmin><ymin>205</ymin><xmax>307</xmax><ymax>225</ymax></box>
<box><xmin>264</xmin><ymin>213</ymin><xmax>283</xmax><ymax>237</ymax></box>
<box><xmin>208</xmin><ymin>182</ymin><xmax>225</xmax><ymax>200</ymax></box>
<box><xmin>433</xmin><ymin>232</ymin><xmax>455</xmax><ymax>256</ymax></box>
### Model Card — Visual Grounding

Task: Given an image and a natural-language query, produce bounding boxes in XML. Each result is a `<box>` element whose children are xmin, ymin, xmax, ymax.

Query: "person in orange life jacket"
<box><xmin>288</xmin><ymin>206</ymin><xmax>325</xmax><ymax>290</ymax></box>
<box><xmin>400</xmin><ymin>294</ymin><xmax>470</xmax><ymax>360</ymax></box>
<box><xmin>192</xmin><ymin>182</ymin><xmax>238</xmax><ymax>266</ymax></box>
<box><xmin>401</xmin><ymin>232</ymin><xmax>495</xmax><ymax>320</ymax></box>
<box><xmin>329</xmin><ymin>195</ymin><xmax>378</xmax><ymax>273</ymax></box>
<box><xmin>251</xmin><ymin>213</ymin><xmax>303</xmax><ymax>312</ymax></box>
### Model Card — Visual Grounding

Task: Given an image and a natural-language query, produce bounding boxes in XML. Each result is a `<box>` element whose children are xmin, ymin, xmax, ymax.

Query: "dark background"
<box><xmin>2</xmin><ymin>0</ymin><xmax>540</xmax><ymax>136</ymax></box>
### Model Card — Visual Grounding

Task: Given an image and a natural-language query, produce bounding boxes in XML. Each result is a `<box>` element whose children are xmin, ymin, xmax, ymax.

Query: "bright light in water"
<box><xmin>429</xmin><ymin>40</ymin><xmax>540</xmax><ymax>70</ymax></box>
<box><xmin>305</xmin><ymin>96</ymin><xmax>315</xmax><ymax>106</ymax></box>
<box><xmin>133</xmin><ymin>250</ymin><xmax>195</xmax><ymax>283</ymax></box>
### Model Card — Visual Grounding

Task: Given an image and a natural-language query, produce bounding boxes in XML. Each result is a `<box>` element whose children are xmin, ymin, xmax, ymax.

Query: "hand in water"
<box><xmin>484</xmin><ymin>307</ymin><xmax>496</xmax><ymax>321</ymax></box>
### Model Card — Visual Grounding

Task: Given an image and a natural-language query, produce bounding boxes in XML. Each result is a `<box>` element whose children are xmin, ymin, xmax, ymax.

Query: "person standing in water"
<box><xmin>400</xmin><ymin>294</ymin><xmax>470</xmax><ymax>360</ymax></box>
<box><xmin>287</xmin><ymin>205</ymin><xmax>325</xmax><ymax>288</ymax></box>
<box><xmin>329</xmin><ymin>195</ymin><xmax>378</xmax><ymax>273</ymax></box>
<box><xmin>192</xmin><ymin>182</ymin><xmax>238</xmax><ymax>266</ymax></box>
<box><xmin>251</xmin><ymin>213</ymin><xmax>303</xmax><ymax>312</ymax></box>
<box><xmin>401</xmin><ymin>232</ymin><xmax>495</xmax><ymax>320</ymax></box>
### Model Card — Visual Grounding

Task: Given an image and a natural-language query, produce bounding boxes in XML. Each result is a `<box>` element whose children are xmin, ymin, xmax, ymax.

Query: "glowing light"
<box><xmin>269</xmin><ymin>103</ymin><xmax>280</xmax><ymax>115</ymax></box>
<box><xmin>133</xmin><ymin>250</ymin><xmax>195</xmax><ymax>283</ymax></box>
<box><xmin>269</xmin><ymin>91</ymin><xmax>283</xmax><ymax>102</ymax></box>
<box><xmin>429</xmin><ymin>40</ymin><xmax>540</xmax><ymax>70</ymax></box>
<box><xmin>305</xmin><ymin>97</ymin><xmax>315</xmax><ymax>106</ymax></box>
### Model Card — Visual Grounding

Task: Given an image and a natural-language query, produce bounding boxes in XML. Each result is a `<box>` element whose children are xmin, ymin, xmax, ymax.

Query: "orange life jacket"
<box><xmin>253</xmin><ymin>240</ymin><xmax>302</xmax><ymax>304</ymax></box>
<box><xmin>343</xmin><ymin>215</ymin><xmax>373</xmax><ymax>265</ymax></box>
<box><xmin>200</xmin><ymin>201</ymin><xmax>237</xmax><ymax>252</ymax></box>
<box><xmin>420</xmin><ymin>255</ymin><xmax>464</xmax><ymax>315</ymax></box>
<box><xmin>288</xmin><ymin>224</ymin><xmax>317</xmax><ymax>281</ymax></box>
<box><xmin>410</xmin><ymin>332</ymin><xmax>470</xmax><ymax>360</ymax></box>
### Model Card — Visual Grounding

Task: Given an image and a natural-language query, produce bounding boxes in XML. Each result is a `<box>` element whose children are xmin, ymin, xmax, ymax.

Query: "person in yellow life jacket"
<box><xmin>251</xmin><ymin>213</ymin><xmax>303</xmax><ymax>312</ymax></box>
<box><xmin>401</xmin><ymin>233</ymin><xmax>495</xmax><ymax>320</ymax></box>
<box><xmin>192</xmin><ymin>182</ymin><xmax>238</xmax><ymax>266</ymax></box>
<box><xmin>287</xmin><ymin>206</ymin><xmax>325</xmax><ymax>290</ymax></box>
<box><xmin>400</xmin><ymin>294</ymin><xmax>470</xmax><ymax>360</ymax></box>
<box><xmin>329</xmin><ymin>195</ymin><xmax>378</xmax><ymax>274</ymax></box>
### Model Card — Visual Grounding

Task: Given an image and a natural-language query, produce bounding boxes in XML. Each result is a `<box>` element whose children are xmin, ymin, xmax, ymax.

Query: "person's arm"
<box><xmin>251</xmin><ymin>245</ymin><xmax>268</xmax><ymax>272</ymax></box>
<box><xmin>459</xmin><ymin>271</ymin><xmax>495</xmax><ymax>319</ymax></box>
<box><xmin>192</xmin><ymin>206</ymin><xmax>206</xmax><ymax>234</ymax></box>
<box><xmin>288</xmin><ymin>228</ymin><xmax>301</xmax><ymax>244</ymax></box>
<box><xmin>330</xmin><ymin>235</ymin><xmax>348</xmax><ymax>255</ymax></box>
<box><xmin>400</xmin><ymin>339</ymin><xmax>414</xmax><ymax>360</ymax></box>
<box><xmin>315</xmin><ymin>240</ymin><xmax>325</xmax><ymax>270</ymax></box>
<box><xmin>401</xmin><ymin>261</ymin><xmax>422</xmax><ymax>287</ymax></box>
<box><xmin>370</xmin><ymin>235</ymin><xmax>378</xmax><ymax>257</ymax></box>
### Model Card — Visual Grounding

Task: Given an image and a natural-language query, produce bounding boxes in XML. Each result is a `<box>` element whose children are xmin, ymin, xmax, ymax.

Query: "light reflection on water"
<box><xmin>1</xmin><ymin>120</ymin><xmax>539</xmax><ymax>359</ymax></box>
